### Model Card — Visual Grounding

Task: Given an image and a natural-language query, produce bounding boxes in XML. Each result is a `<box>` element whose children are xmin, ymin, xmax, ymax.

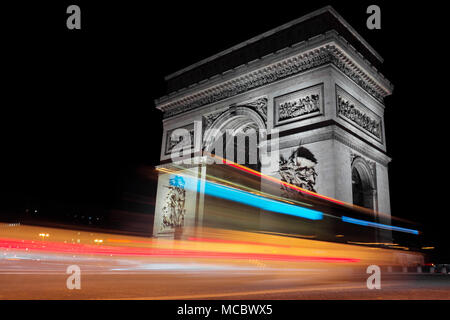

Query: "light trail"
<box><xmin>187</xmin><ymin>237</ymin><xmax>293</xmax><ymax>248</ymax></box>
<box><xmin>160</xmin><ymin>156</ymin><xmax>421</xmax><ymax>235</ymax></box>
<box><xmin>341</xmin><ymin>216</ymin><xmax>419</xmax><ymax>235</ymax></box>
<box><xmin>225</xmin><ymin>160</ymin><xmax>347</xmax><ymax>206</ymax></box>
<box><xmin>0</xmin><ymin>237</ymin><xmax>359</xmax><ymax>263</ymax></box>
<box><xmin>173</xmin><ymin>174</ymin><xmax>324</xmax><ymax>221</ymax></box>
<box><xmin>157</xmin><ymin>166</ymin><xmax>314</xmax><ymax>208</ymax></box>
<box><xmin>162</xmin><ymin>169</ymin><xmax>420</xmax><ymax>235</ymax></box>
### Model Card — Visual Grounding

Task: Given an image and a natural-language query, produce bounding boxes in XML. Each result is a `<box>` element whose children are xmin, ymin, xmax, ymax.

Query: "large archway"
<box><xmin>203</xmin><ymin>106</ymin><xmax>266</xmax><ymax>170</ymax></box>
<box><xmin>200</xmin><ymin>106</ymin><xmax>266</xmax><ymax>231</ymax></box>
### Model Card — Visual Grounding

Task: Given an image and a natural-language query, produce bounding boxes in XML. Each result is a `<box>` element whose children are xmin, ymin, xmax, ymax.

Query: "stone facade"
<box><xmin>153</xmin><ymin>7</ymin><xmax>393</xmax><ymax>241</ymax></box>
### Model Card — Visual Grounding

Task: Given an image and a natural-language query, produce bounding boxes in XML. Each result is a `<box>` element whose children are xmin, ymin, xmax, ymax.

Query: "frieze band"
<box><xmin>157</xmin><ymin>36</ymin><xmax>392</xmax><ymax>119</ymax></box>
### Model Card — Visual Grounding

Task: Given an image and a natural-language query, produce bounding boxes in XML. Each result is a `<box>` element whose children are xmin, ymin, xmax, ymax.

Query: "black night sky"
<box><xmin>2</xmin><ymin>1</ymin><xmax>449</xmax><ymax>259</ymax></box>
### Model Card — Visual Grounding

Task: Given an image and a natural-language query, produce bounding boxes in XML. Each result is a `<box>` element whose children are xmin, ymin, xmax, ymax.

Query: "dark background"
<box><xmin>1</xmin><ymin>1</ymin><xmax>448</xmax><ymax>259</ymax></box>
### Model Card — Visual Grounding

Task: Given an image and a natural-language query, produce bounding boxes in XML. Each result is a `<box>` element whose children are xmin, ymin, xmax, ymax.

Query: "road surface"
<box><xmin>1</xmin><ymin>252</ymin><xmax>449</xmax><ymax>299</ymax></box>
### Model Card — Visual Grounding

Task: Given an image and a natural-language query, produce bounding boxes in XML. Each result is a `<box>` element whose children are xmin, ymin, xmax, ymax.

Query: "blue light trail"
<box><xmin>170</xmin><ymin>175</ymin><xmax>323</xmax><ymax>221</ymax></box>
<box><xmin>341</xmin><ymin>216</ymin><xmax>419</xmax><ymax>235</ymax></box>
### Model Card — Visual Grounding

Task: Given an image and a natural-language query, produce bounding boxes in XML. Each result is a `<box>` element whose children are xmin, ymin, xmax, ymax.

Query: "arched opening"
<box><xmin>203</xmin><ymin>106</ymin><xmax>265</xmax><ymax>171</ymax></box>
<box><xmin>211</xmin><ymin>124</ymin><xmax>260</xmax><ymax>171</ymax></box>
<box><xmin>351</xmin><ymin>161</ymin><xmax>374</xmax><ymax>210</ymax></box>
<box><xmin>201</xmin><ymin>107</ymin><xmax>266</xmax><ymax>231</ymax></box>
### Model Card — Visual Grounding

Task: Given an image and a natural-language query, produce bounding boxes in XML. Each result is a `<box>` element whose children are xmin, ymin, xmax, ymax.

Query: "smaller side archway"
<box><xmin>351</xmin><ymin>156</ymin><xmax>377</xmax><ymax>211</ymax></box>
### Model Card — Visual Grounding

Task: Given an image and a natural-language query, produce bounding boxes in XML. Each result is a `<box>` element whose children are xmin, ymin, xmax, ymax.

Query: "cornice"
<box><xmin>164</xmin><ymin>6</ymin><xmax>384</xmax><ymax>81</ymax></box>
<box><xmin>156</xmin><ymin>32</ymin><xmax>393</xmax><ymax>119</ymax></box>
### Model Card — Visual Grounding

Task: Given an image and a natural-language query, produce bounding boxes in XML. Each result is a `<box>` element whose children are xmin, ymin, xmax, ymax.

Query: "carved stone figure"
<box><xmin>160</xmin><ymin>175</ymin><xmax>186</xmax><ymax>231</ymax></box>
<box><xmin>278</xmin><ymin>145</ymin><xmax>318</xmax><ymax>196</ymax></box>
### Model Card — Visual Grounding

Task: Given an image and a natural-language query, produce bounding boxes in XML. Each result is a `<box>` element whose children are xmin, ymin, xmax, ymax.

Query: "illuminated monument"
<box><xmin>153</xmin><ymin>6</ymin><xmax>394</xmax><ymax>241</ymax></box>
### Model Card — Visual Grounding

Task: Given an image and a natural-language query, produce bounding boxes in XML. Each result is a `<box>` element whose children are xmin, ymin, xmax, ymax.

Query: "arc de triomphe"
<box><xmin>152</xmin><ymin>6</ymin><xmax>393</xmax><ymax>241</ymax></box>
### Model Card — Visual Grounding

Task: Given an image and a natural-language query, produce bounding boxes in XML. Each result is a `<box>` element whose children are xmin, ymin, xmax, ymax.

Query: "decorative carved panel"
<box><xmin>336</xmin><ymin>85</ymin><xmax>383</xmax><ymax>143</ymax></box>
<box><xmin>203</xmin><ymin>110</ymin><xmax>225</xmax><ymax>129</ymax></box>
<box><xmin>164</xmin><ymin>123</ymin><xmax>195</xmax><ymax>155</ymax></box>
<box><xmin>274</xmin><ymin>84</ymin><xmax>324</xmax><ymax>126</ymax></box>
<box><xmin>160</xmin><ymin>175</ymin><xmax>186</xmax><ymax>232</ymax></box>
<box><xmin>241</xmin><ymin>97</ymin><xmax>268</xmax><ymax>122</ymax></box>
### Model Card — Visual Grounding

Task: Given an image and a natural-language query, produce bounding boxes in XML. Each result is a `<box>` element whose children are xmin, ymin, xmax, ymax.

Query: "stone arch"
<box><xmin>351</xmin><ymin>156</ymin><xmax>376</xmax><ymax>210</ymax></box>
<box><xmin>203</xmin><ymin>107</ymin><xmax>266</xmax><ymax>170</ymax></box>
<box><xmin>203</xmin><ymin>106</ymin><xmax>266</xmax><ymax>152</ymax></box>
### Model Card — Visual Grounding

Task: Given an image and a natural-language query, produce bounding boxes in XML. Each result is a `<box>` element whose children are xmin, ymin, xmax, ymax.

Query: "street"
<box><xmin>1</xmin><ymin>252</ymin><xmax>449</xmax><ymax>300</ymax></box>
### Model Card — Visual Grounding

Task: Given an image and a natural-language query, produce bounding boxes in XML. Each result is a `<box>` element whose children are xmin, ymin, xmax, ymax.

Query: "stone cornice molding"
<box><xmin>156</xmin><ymin>31</ymin><xmax>393</xmax><ymax>119</ymax></box>
<box><xmin>164</xmin><ymin>6</ymin><xmax>384</xmax><ymax>82</ymax></box>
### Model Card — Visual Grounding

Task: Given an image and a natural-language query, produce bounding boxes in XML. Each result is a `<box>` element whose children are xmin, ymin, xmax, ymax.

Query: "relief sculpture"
<box><xmin>278</xmin><ymin>94</ymin><xmax>320</xmax><ymax>121</ymax></box>
<box><xmin>278</xmin><ymin>145</ymin><xmax>318</xmax><ymax>196</ymax></box>
<box><xmin>165</xmin><ymin>125</ymin><xmax>195</xmax><ymax>155</ymax></box>
<box><xmin>160</xmin><ymin>175</ymin><xmax>186</xmax><ymax>231</ymax></box>
<box><xmin>245</xmin><ymin>97</ymin><xmax>268</xmax><ymax>122</ymax></box>
<box><xmin>337</xmin><ymin>94</ymin><xmax>381</xmax><ymax>139</ymax></box>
